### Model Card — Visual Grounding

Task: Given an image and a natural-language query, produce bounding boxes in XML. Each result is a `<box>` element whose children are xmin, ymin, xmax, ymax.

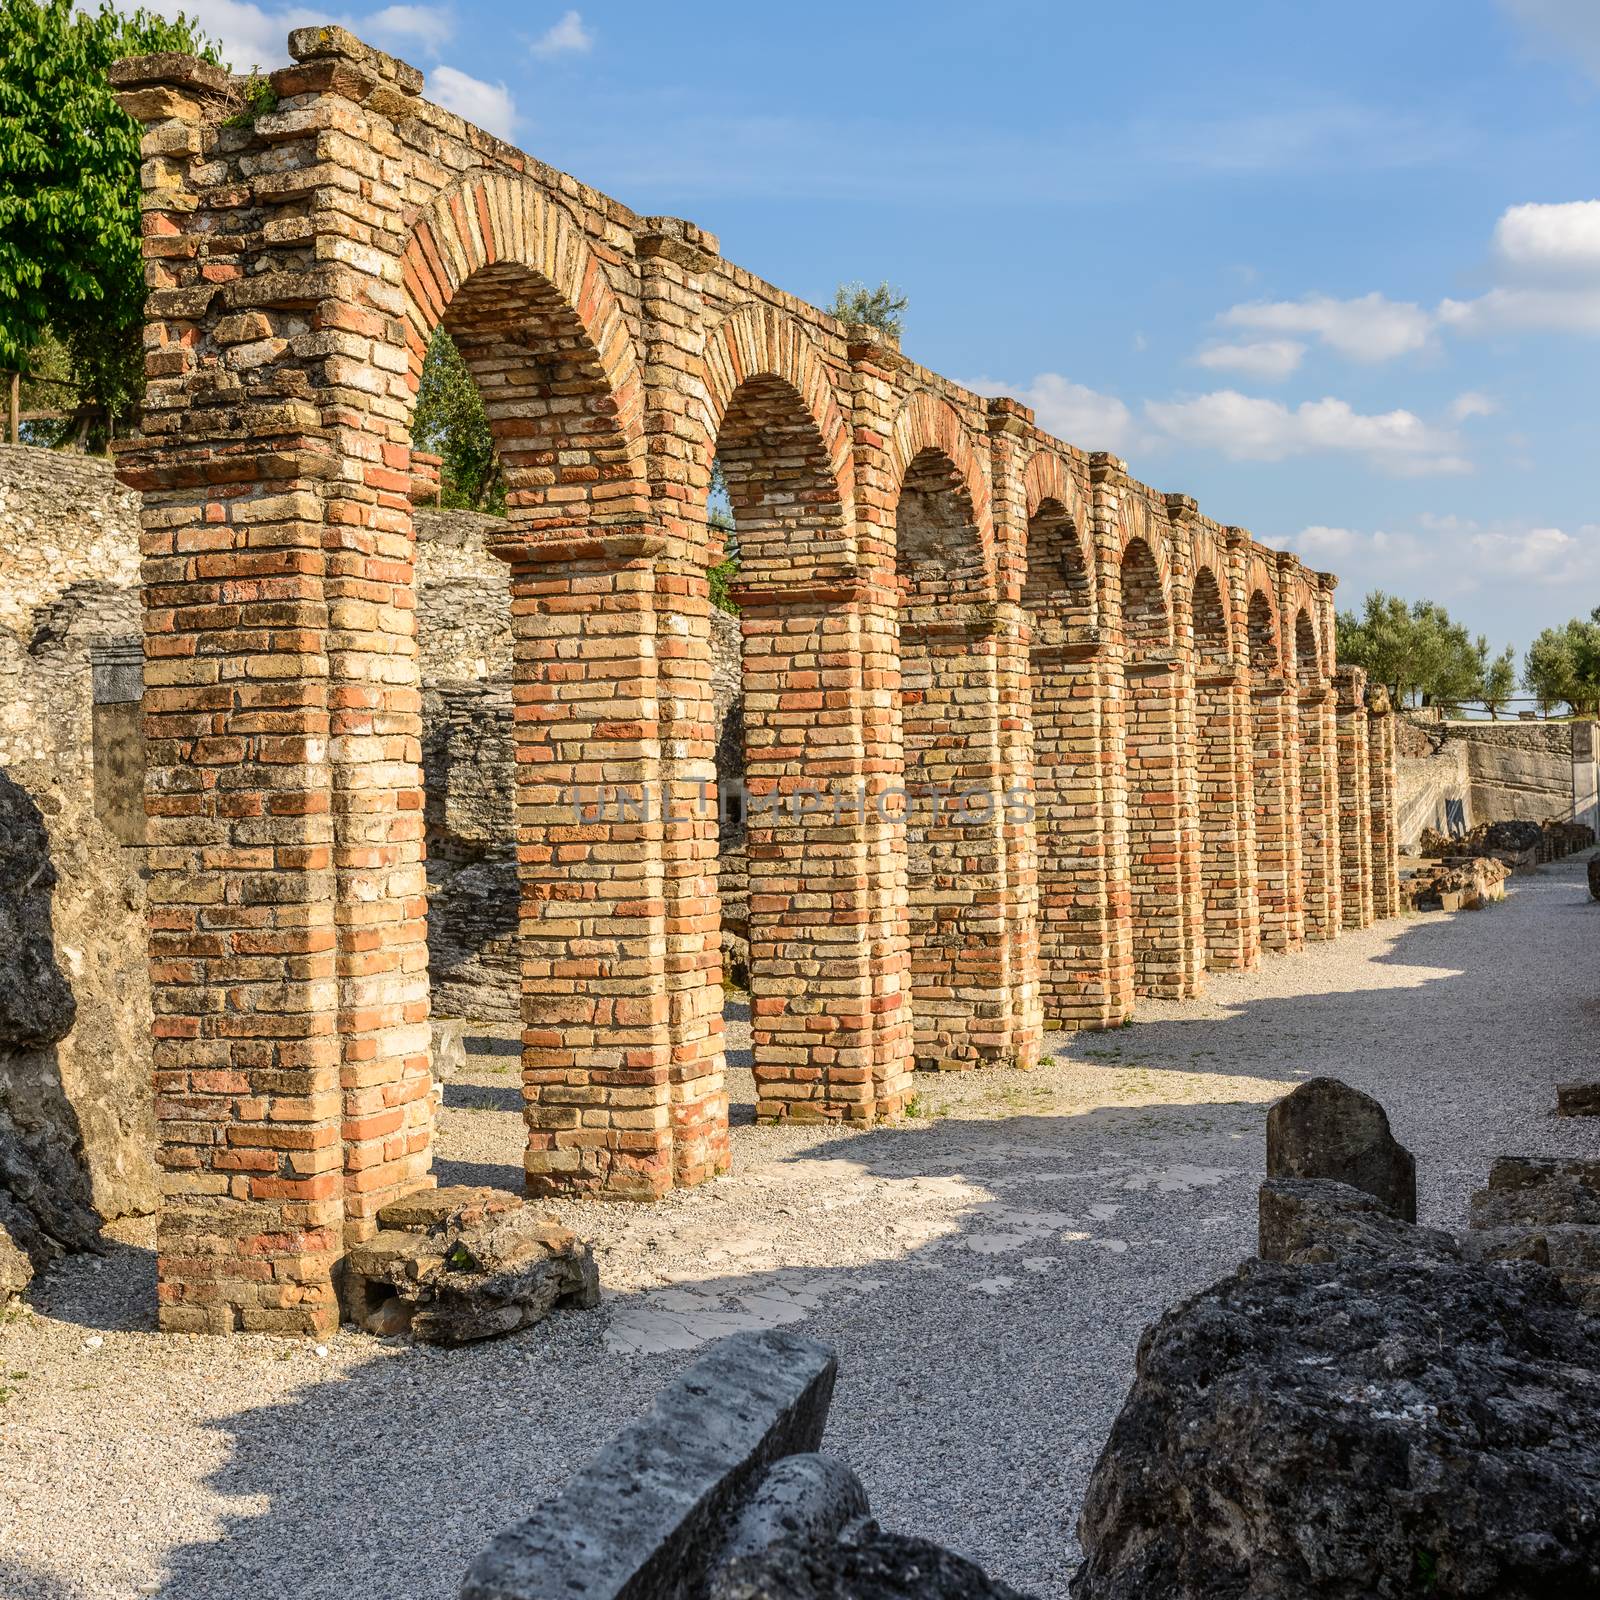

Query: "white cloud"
<box><xmin>1191</xmin><ymin>339</ymin><xmax>1306</xmax><ymax>382</ymax></box>
<box><xmin>1499</xmin><ymin>0</ymin><xmax>1600</xmax><ymax>81</ymax></box>
<box><xmin>1219</xmin><ymin>293</ymin><xmax>1434</xmax><ymax>363</ymax></box>
<box><xmin>1494</xmin><ymin>200</ymin><xmax>1600</xmax><ymax>276</ymax></box>
<box><xmin>1465</xmin><ymin>524</ymin><xmax>1600</xmax><ymax>584</ymax></box>
<box><xmin>427</xmin><ymin>63</ymin><xmax>518</xmax><ymax>137</ymax></box>
<box><xmin>364</xmin><ymin>2</ymin><xmax>452</xmax><ymax>52</ymax></box>
<box><xmin>1288</xmin><ymin>525</ymin><xmax>1431</xmax><ymax>574</ymax></box>
<box><xmin>1449</xmin><ymin>390</ymin><xmax>1500</xmax><ymax>420</ymax></box>
<box><xmin>1143</xmin><ymin>390</ymin><xmax>1471</xmax><ymax>475</ymax></box>
<box><xmin>966</xmin><ymin>373</ymin><xmax>1140</xmax><ymax>455</ymax></box>
<box><xmin>532</xmin><ymin>8</ymin><xmax>591</xmax><ymax>57</ymax></box>
<box><xmin>1439</xmin><ymin>282</ymin><xmax>1600</xmax><ymax>336</ymax></box>
<box><xmin>174</xmin><ymin>0</ymin><xmax>452</xmax><ymax>69</ymax></box>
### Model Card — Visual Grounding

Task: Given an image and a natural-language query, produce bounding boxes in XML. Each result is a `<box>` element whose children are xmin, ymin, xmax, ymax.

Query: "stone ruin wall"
<box><xmin>0</xmin><ymin>449</ymin><xmax>155</xmax><ymax>1224</ymax></box>
<box><xmin>93</xmin><ymin>25</ymin><xmax>1402</xmax><ymax>1332</ymax></box>
<box><xmin>1394</xmin><ymin>714</ymin><xmax>1599</xmax><ymax>850</ymax></box>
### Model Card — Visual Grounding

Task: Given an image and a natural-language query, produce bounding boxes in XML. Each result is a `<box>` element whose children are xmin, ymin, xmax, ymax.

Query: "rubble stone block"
<box><xmin>1265</xmin><ymin>1076</ymin><xmax>1417</xmax><ymax>1222</ymax></box>
<box><xmin>459</xmin><ymin>1329</ymin><xmax>838</xmax><ymax>1600</ymax></box>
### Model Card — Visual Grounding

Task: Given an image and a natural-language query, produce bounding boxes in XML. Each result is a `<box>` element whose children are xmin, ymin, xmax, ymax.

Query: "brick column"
<box><xmin>730</xmin><ymin>578</ymin><xmax>910</xmax><ymax>1120</ymax></box>
<box><xmin>985</xmin><ymin>401</ymin><xmax>1044</xmax><ymax>1064</ymax></box>
<box><xmin>1335</xmin><ymin>667</ymin><xmax>1375</xmax><ymax>929</ymax></box>
<box><xmin>1368</xmin><ymin>690</ymin><xmax>1402</xmax><ymax>918</ymax></box>
<box><xmin>1298</xmin><ymin>681</ymin><xmax>1339</xmax><ymax>942</ymax></box>
<box><xmin>1089</xmin><ymin>456</ymin><xmax>1136</xmax><ymax>1015</ymax></box>
<box><xmin>634</xmin><ymin>222</ymin><xmax>727</xmax><ymax>1179</ymax></box>
<box><xmin>1207</xmin><ymin>527</ymin><xmax>1260</xmax><ymax>969</ymax></box>
<box><xmin>500</xmin><ymin>533</ymin><xmax>678</xmax><ymax>1198</ymax></box>
<box><xmin>1273</xmin><ymin>557</ymin><xmax>1307</xmax><ymax>952</ymax></box>
<box><xmin>1165</xmin><ymin>496</ymin><xmax>1211</xmax><ymax>994</ymax></box>
<box><xmin>114</xmin><ymin>52</ymin><xmax>346</xmax><ymax>1333</ymax></box>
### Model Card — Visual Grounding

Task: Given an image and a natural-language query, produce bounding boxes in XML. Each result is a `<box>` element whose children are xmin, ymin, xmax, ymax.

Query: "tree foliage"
<box><xmin>1523</xmin><ymin>610</ymin><xmax>1600</xmax><ymax>718</ymax></box>
<box><xmin>1335</xmin><ymin>591</ymin><xmax>1488</xmax><ymax>712</ymax></box>
<box><xmin>828</xmin><ymin>280</ymin><xmax>908</xmax><ymax>338</ymax></box>
<box><xmin>411</xmin><ymin>327</ymin><xmax>504</xmax><ymax>512</ymax></box>
<box><xmin>0</xmin><ymin>0</ymin><xmax>217</xmax><ymax>448</ymax></box>
<box><xmin>1477</xmin><ymin>640</ymin><xmax>1518</xmax><ymax>720</ymax></box>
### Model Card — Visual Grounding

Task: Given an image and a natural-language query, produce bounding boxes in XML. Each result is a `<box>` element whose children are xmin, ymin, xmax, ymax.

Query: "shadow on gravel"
<box><xmin>25</xmin><ymin>862</ymin><xmax>1598</xmax><ymax>1600</ymax></box>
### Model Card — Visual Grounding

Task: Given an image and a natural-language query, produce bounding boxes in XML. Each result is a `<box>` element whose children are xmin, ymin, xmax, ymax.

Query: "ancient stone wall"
<box><xmin>107</xmin><ymin>26</ymin><xmax>1400</xmax><ymax>1332</ymax></box>
<box><xmin>0</xmin><ymin>448</ymin><xmax>156</xmax><ymax>1223</ymax></box>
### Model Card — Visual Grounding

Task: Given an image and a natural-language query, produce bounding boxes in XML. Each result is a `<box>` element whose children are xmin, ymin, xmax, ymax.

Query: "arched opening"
<box><xmin>1248</xmin><ymin>589</ymin><xmax>1296</xmax><ymax>953</ymax></box>
<box><xmin>708</xmin><ymin>371</ymin><xmax>872</xmax><ymax>1121</ymax></box>
<box><xmin>896</xmin><ymin>446</ymin><xmax>1007</xmax><ymax>1069</ymax></box>
<box><xmin>1022</xmin><ymin>497</ymin><xmax>1093</xmax><ymax>631</ymax></box>
<box><xmin>1192</xmin><ymin>567</ymin><xmax>1248</xmax><ymax>969</ymax></box>
<box><xmin>396</xmin><ymin>226</ymin><xmax>693</xmax><ymax>1208</ymax></box>
<box><xmin>1121</xmin><ymin>538</ymin><xmax>1190</xmax><ymax>997</ymax></box>
<box><xmin>1025</xmin><ymin>496</ymin><xmax>1117</xmax><ymax>1024</ymax></box>
<box><xmin>1295</xmin><ymin>606</ymin><xmax>1336</xmax><ymax>940</ymax></box>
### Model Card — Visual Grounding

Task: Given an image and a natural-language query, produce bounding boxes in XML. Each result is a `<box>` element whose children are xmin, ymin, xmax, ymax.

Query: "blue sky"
<box><xmin>183</xmin><ymin>0</ymin><xmax>1600</xmax><ymax>659</ymax></box>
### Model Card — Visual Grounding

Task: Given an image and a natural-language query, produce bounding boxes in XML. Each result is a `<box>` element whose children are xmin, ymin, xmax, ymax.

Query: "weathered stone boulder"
<box><xmin>714</xmin><ymin>1455</ymin><xmax>871</xmax><ymax>1568</ymax></box>
<box><xmin>708</xmin><ymin>1529</ymin><xmax>1031</xmax><ymax>1600</ymax></box>
<box><xmin>0</xmin><ymin>769</ymin><xmax>102</xmax><ymax>1275</ymax></box>
<box><xmin>1265</xmin><ymin>1076</ymin><xmax>1416</xmax><ymax>1222</ymax></box>
<box><xmin>1072</xmin><ymin>1223</ymin><xmax>1600</xmax><ymax>1599</ymax></box>
<box><xmin>1258</xmin><ymin>1176</ymin><xmax>1456</xmax><ymax>1264</ymax></box>
<box><xmin>1588</xmin><ymin>855</ymin><xmax>1600</xmax><ymax>902</ymax></box>
<box><xmin>1401</xmin><ymin>854</ymin><xmax>1509</xmax><ymax>912</ymax></box>
<box><xmin>1466</xmin><ymin>1156</ymin><xmax>1600</xmax><ymax>1310</ymax></box>
<box><xmin>344</xmin><ymin>1184</ymin><xmax>597</xmax><ymax>1344</ymax></box>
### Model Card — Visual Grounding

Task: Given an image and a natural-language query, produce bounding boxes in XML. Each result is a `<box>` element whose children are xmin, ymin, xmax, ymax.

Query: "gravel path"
<box><xmin>3</xmin><ymin>857</ymin><xmax>1597</xmax><ymax>1600</ymax></box>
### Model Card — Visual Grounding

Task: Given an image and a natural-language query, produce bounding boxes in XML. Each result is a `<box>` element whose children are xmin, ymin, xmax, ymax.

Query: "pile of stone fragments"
<box><xmin>1406</xmin><ymin>816</ymin><xmax>1595</xmax><ymax>912</ymax></box>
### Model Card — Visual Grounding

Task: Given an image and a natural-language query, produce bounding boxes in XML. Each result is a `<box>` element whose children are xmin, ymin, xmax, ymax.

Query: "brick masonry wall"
<box><xmin>101</xmin><ymin>26</ymin><xmax>1399</xmax><ymax>1330</ymax></box>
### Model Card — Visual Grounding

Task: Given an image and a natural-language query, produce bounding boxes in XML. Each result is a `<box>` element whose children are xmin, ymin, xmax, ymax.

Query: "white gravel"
<box><xmin>3</xmin><ymin>856</ymin><xmax>1597</xmax><ymax>1600</ymax></box>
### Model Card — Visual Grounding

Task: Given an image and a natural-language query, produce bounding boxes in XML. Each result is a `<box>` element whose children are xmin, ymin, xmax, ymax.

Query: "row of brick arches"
<box><xmin>113</xmin><ymin>29</ymin><xmax>1399</xmax><ymax>1332</ymax></box>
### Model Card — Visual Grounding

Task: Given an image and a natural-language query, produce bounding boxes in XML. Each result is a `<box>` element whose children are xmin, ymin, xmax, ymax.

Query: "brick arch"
<box><xmin>1247</xmin><ymin>584</ymin><xmax>1283</xmax><ymax>674</ymax></box>
<box><xmin>695</xmin><ymin>302</ymin><xmax>856</xmax><ymax>580</ymax></box>
<box><xmin>889</xmin><ymin>389</ymin><xmax>994</xmax><ymax>599</ymax></box>
<box><xmin>399</xmin><ymin>171</ymin><xmax>647</xmax><ymax>524</ymax></box>
<box><xmin>1294</xmin><ymin>606</ymin><xmax>1322</xmax><ymax>682</ymax></box>
<box><xmin>1120</xmin><ymin>535</ymin><xmax>1172</xmax><ymax>655</ymax></box>
<box><xmin>697</xmin><ymin>303</ymin><xmax>854</xmax><ymax>502</ymax></box>
<box><xmin>1192</xmin><ymin>564</ymin><xmax>1230</xmax><ymax>670</ymax></box>
<box><xmin>1021</xmin><ymin>448</ymin><xmax>1096</xmax><ymax>627</ymax></box>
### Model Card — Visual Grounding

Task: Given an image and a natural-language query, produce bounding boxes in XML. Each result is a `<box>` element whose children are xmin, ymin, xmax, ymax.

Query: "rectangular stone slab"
<box><xmin>458</xmin><ymin>1328</ymin><xmax>837</xmax><ymax>1600</ymax></box>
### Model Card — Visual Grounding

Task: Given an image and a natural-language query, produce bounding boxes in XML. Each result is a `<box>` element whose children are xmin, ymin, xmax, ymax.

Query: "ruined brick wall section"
<box><xmin>110</xmin><ymin>26</ymin><xmax>1402</xmax><ymax>1332</ymax></box>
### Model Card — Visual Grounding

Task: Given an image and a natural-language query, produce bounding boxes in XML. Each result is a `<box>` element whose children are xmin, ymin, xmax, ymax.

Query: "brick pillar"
<box><xmin>1164</xmin><ymin>496</ymin><xmax>1210</xmax><ymax>995</ymax></box>
<box><xmin>1368</xmin><ymin>694</ymin><xmax>1402</xmax><ymax>918</ymax></box>
<box><xmin>1335</xmin><ymin>667</ymin><xmax>1375</xmax><ymax>929</ymax></box>
<box><xmin>501</xmin><ymin>533</ymin><xmax>678</xmax><ymax>1198</ymax></box>
<box><xmin>985</xmin><ymin>401</ymin><xmax>1044</xmax><ymax>1064</ymax></box>
<box><xmin>634</xmin><ymin>223</ymin><xmax>727</xmax><ymax>1180</ymax></box>
<box><xmin>114</xmin><ymin>52</ymin><xmax>345</xmax><ymax>1333</ymax></box>
<box><xmin>1298</xmin><ymin>682</ymin><xmax>1339</xmax><ymax>942</ymax></box>
<box><xmin>730</xmin><ymin>579</ymin><xmax>911</xmax><ymax>1119</ymax></box>
<box><xmin>843</xmin><ymin>331</ymin><xmax>915</xmax><ymax>1115</ymax></box>
<box><xmin>1028</xmin><ymin>640</ymin><xmax>1127</xmax><ymax>1026</ymax></box>
<box><xmin>1089</xmin><ymin>455</ymin><xmax>1136</xmax><ymax>1015</ymax></box>
<box><xmin>1273</xmin><ymin>559</ymin><xmax>1307</xmax><ymax>952</ymax></box>
<box><xmin>1205</xmin><ymin>527</ymin><xmax>1260</xmax><ymax>970</ymax></box>
<box><xmin>1250</xmin><ymin>676</ymin><xmax>1296</xmax><ymax>955</ymax></box>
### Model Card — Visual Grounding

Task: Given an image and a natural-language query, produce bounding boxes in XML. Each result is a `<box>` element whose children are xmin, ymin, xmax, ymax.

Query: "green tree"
<box><xmin>828</xmin><ymin>279</ymin><xmax>908</xmax><ymax>338</ymax></box>
<box><xmin>1335</xmin><ymin>590</ymin><xmax>1484</xmax><ymax>711</ymax></box>
<box><xmin>0</xmin><ymin>0</ymin><xmax>218</xmax><ymax>448</ymax></box>
<box><xmin>1524</xmin><ymin>609</ymin><xmax>1600</xmax><ymax>717</ymax></box>
<box><xmin>1478</xmin><ymin>640</ymin><xmax>1517</xmax><ymax>719</ymax></box>
<box><xmin>411</xmin><ymin>327</ymin><xmax>504</xmax><ymax>512</ymax></box>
